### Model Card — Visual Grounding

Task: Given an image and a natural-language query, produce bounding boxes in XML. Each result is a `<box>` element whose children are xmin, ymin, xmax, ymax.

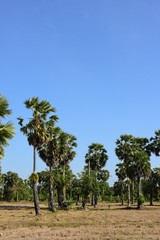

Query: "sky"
<box><xmin>0</xmin><ymin>0</ymin><xmax>160</xmax><ymax>186</ymax></box>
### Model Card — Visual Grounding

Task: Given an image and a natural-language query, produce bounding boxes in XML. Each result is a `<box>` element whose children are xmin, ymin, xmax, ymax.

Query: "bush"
<box><xmin>139</xmin><ymin>194</ymin><xmax>145</xmax><ymax>205</ymax></box>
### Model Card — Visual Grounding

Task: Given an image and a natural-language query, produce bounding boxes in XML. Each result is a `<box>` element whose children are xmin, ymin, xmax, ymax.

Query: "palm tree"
<box><xmin>115</xmin><ymin>135</ymin><xmax>135</xmax><ymax>207</ymax></box>
<box><xmin>150</xmin><ymin>130</ymin><xmax>160</xmax><ymax>156</ymax></box>
<box><xmin>38</xmin><ymin>127</ymin><xmax>60</xmax><ymax>212</ymax></box>
<box><xmin>127</xmin><ymin>150</ymin><xmax>151</xmax><ymax>209</ymax></box>
<box><xmin>0</xmin><ymin>94</ymin><xmax>15</xmax><ymax>193</ymax></box>
<box><xmin>58</xmin><ymin>132</ymin><xmax>77</xmax><ymax>207</ymax></box>
<box><xmin>85</xmin><ymin>143</ymin><xmax>108</xmax><ymax>207</ymax></box>
<box><xmin>115</xmin><ymin>163</ymin><xmax>127</xmax><ymax>205</ymax></box>
<box><xmin>0</xmin><ymin>94</ymin><xmax>15</xmax><ymax>159</ymax></box>
<box><xmin>18</xmin><ymin>97</ymin><xmax>58</xmax><ymax>215</ymax></box>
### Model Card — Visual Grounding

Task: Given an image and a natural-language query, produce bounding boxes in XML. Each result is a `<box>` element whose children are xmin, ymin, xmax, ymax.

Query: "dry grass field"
<box><xmin>0</xmin><ymin>202</ymin><xmax>160</xmax><ymax>240</ymax></box>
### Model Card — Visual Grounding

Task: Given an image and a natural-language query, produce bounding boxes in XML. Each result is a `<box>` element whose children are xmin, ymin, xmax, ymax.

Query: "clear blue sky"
<box><xmin>1</xmin><ymin>0</ymin><xmax>160</xmax><ymax>186</ymax></box>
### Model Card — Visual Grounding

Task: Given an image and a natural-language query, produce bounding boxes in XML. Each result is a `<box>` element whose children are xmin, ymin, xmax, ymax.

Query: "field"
<box><xmin>0</xmin><ymin>202</ymin><xmax>160</xmax><ymax>240</ymax></box>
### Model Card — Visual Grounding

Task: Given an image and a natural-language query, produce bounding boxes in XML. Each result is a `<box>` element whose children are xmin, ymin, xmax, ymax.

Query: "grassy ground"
<box><xmin>0</xmin><ymin>202</ymin><xmax>160</xmax><ymax>239</ymax></box>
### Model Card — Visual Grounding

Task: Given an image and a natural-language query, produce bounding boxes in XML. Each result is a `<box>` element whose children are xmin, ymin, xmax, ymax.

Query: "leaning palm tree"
<box><xmin>0</xmin><ymin>94</ymin><xmax>15</xmax><ymax>159</ymax></box>
<box><xmin>18</xmin><ymin>97</ymin><xmax>58</xmax><ymax>215</ymax></box>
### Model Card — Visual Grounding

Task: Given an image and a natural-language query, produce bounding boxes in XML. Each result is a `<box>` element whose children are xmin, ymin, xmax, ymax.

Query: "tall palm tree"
<box><xmin>115</xmin><ymin>135</ymin><xmax>135</xmax><ymax>207</ymax></box>
<box><xmin>127</xmin><ymin>150</ymin><xmax>151</xmax><ymax>209</ymax></box>
<box><xmin>18</xmin><ymin>97</ymin><xmax>58</xmax><ymax>215</ymax></box>
<box><xmin>0</xmin><ymin>94</ymin><xmax>15</xmax><ymax>159</ymax></box>
<box><xmin>58</xmin><ymin>132</ymin><xmax>77</xmax><ymax>207</ymax></box>
<box><xmin>38</xmin><ymin>127</ymin><xmax>61</xmax><ymax>212</ymax></box>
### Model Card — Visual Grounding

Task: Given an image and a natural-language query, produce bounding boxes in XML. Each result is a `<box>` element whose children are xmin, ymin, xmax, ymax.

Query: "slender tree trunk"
<box><xmin>137</xmin><ymin>176</ymin><xmax>142</xmax><ymax>209</ymax></box>
<box><xmin>102</xmin><ymin>185</ymin><xmax>105</xmax><ymax>202</ymax></box>
<box><xmin>33</xmin><ymin>146</ymin><xmax>40</xmax><ymax>215</ymax></box>
<box><xmin>132</xmin><ymin>181</ymin><xmax>134</xmax><ymax>205</ymax></box>
<box><xmin>121</xmin><ymin>181</ymin><xmax>124</xmax><ymax>206</ymax></box>
<box><xmin>88</xmin><ymin>161</ymin><xmax>91</xmax><ymax>203</ymax></box>
<box><xmin>127</xmin><ymin>179</ymin><xmax>131</xmax><ymax>207</ymax></box>
<box><xmin>57</xmin><ymin>187</ymin><xmax>61</xmax><ymax>208</ymax></box>
<box><xmin>150</xmin><ymin>191</ymin><xmax>153</xmax><ymax>206</ymax></box>
<box><xmin>82</xmin><ymin>196</ymin><xmax>86</xmax><ymax>210</ymax></box>
<box><xmin>94</xmin><ymin>192</ymin><xmax>97</xmax><ymax>208</ymax></box>
<box><xmin>49</xmin><ymin>168</ymin><xmax>55</xmax><ymax>212</ymax></box>
<box><xmin>33</xmin><ymin>183</ymin><xmax>40</xmax><ymax>215</ymax></box>
<box><xmin>33</xmin><ymin>146</ymin><xmax>36</xmax><ymax>172</ymax></box>
<box><xmin>63</xmin><ymin>163</ymin><xmax>66</xmax><ymax>203</ymax></box>
<box><xmin>91</xmin><ymin>194</ymin><xmax>94</xmax><ymax>206</ymax></box>
<box><xmin>76</xmin><ymin>194</ymin><xmax>79</xmax><ymax>205</ymax></box>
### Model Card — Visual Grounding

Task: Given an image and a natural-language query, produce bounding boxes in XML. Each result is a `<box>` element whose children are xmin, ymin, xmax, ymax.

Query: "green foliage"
<box><xmin>85</xmin><ymin>143</ymin><xmax>108</xmax><ymax>171</ymax></box>
<box><xmin>29</xmin><ymin>172</ymin><xmax>39</xmax><ymax>184</ymax></box>
<box><xmin>0</xmin><ymin>94</ymin><xmax>15</xmax><ymax>159</ymax></box>
<box><xmin>138</xmin><ymin>194</ymin><xmax>145</xmax><ymax>205</ymax></box>
<box><xmin>3</xmin><ymin>171</ymin><xmax>25</xmax><ymax>201</ymax></box>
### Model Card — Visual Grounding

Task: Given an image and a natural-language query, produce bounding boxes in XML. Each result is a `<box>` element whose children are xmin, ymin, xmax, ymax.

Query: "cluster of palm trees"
<box><xmin>1</xmin><ymin>94</ymin><xmax>160</xmax><ymax>214</ymax></box>
<box><xmin>115</xmin><ymin>134</ymin><xmax>160</xmax><ymax>209</ymax></box>
<box><xmin>17</xmin><ymin>97</ymin><xmax>77</xmax><ymax>214</ymax></box>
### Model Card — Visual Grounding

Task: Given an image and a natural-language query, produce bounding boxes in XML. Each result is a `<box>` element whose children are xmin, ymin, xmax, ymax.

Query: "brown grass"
<box><xmin>0</xmin><ymin>202</ymin><xmax>160</xmax><ymax>239</ymax></box>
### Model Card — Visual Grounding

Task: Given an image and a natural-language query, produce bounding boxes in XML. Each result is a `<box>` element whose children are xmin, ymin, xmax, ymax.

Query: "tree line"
<box><xmin>0</xmin><ymin>94</ymin><xmax>160</xmax><ymax>215</ymax></box>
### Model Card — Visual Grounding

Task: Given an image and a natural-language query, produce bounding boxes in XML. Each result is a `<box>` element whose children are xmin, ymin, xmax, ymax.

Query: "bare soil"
<box><xmin>0</xmin><ymin>202</ymin><xmax>160</xmax><ymax>239</ymax></box>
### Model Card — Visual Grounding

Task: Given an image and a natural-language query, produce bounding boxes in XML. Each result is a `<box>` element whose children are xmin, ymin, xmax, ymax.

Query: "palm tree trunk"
<box><xmin>88</xmin><ymin>161</ymin><xmax>91</xmax><ymax>203</ymax></box>
<box><xmin>76</xmin><ymin>194</ymin><xmax>79</xmax><ymax>205</ymax></box>
<box><xmin>127</xmin><ymin>179</ymin><xmax>130</xmax><ymax>207</ymax></box>
<box><xmin>82</xmin><ymin>196</ymin><xmax>86</xmax><ymax>210</ymax></box>
<box><xmin>57</xmin><ymin>187</ymin><xmax>61</xmax><ymax>208</ymax></box>
<box><xmin>91</xmin><ymin>194</ymin><xmax>94</xmax><ymax>206</ymax></box>
<box><xmin>33</xmin><ymin>182</ymin><xmax>40</xmax><ymax>215</ymax></box>
<box><xmin>49</xmin><ymin>168</ymin><xmax>55</xmax><ymax>212</ymax></box>
<box><xmin>132</xmin><ymin>181</ymin><xmax>134</xmax><ymax>205</ymax></box>
<box><xmin>94</xmin><ymin>192</ymin><xmax>97</xmax><ymax>208</ymax></box>
<box><xmin>150</xmin><ymin>191</ymin><xmax>153</xmax><ymax>206</ymax></box>
<box><xmin>63</xmin><ymin>163</ymin><xmax>66</xmax><ymax>203</ymax></box>
<box><xmin>137</xmin><ymin>176</ymin><xmax>141</xmax><ymax>209</ymax></box>
<box><xmin>33</xmin><ymin>146</ymin><xmax>36</xmax><ymax>172</ymax></box>
<box><xmin>33</xmin><ymin>146</ymin><xmax>40</xmax><ymax>215</ymax></box>
<box><xmin>121</xmin><ymin>181</ymin><xmax>124</xmax><ymax>205</ymax></box>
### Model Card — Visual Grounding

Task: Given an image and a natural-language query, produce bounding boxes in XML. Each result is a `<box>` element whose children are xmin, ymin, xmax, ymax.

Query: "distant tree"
<box><xmin>150</xmin><ymin>130</ymin><xmax>160</xmax><ymax>157</ymax></box>
<box><xmin>79</xmin><ymin>170</ymin><xmax>93</xmax><ymax>210</ymax></box>
<box><xmin>97</xmin><ymin>170</ymin><xmax>110</xmax><ymax>201</ymax></box>
<box><xmin>18</xmin><ymin>97</ymin><xmax>58</xmax><ymax>215</ymax></box>
<box><xmin>127</xmin><ymin>150</ymin><xmax>151</xmax><ymax>209</ymax></box>
<box><xmin>72</xmin><ymin>176</ymin><xmax>81</xmax><ymax>205</ymax></box>
<box><xmin>115</xmin><ymin>135</ymin><xmax>135</xmax><ymax>207</ymax></box>
<box><xmin>85</xmin><ymin>143</ymin><xmax>108</xmax><ymax>207</ymax></box>
<box><xmin>3</xmin><ymin>171</ymin><xmax>23</xmax><ymax>201</ymax></box>
<box><xmin>115</xmin><ymin>163</ymin><xmax>127</xmax><ymax>205</ymax></box>
<box><xmin>143</xmin><ymin>168</ymin><xmax>160</xmax><ymax>206</ymax></box>
<box><xmin>37</xmin><ymin>170</ymin><xmax>49</xmax><ymax>201</ymax></box>
<box><xmin>58</xmin><ymin>132</ymin><xmax>77</xmax><ymax>208</ymax></box>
